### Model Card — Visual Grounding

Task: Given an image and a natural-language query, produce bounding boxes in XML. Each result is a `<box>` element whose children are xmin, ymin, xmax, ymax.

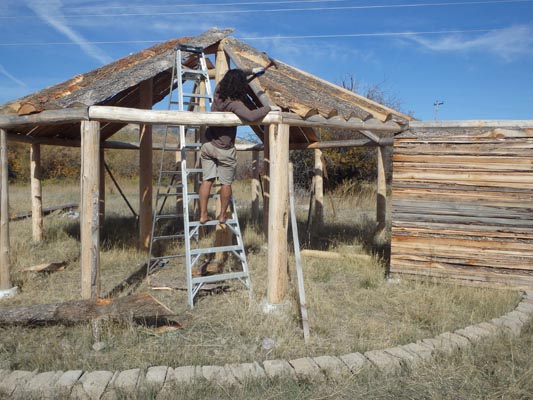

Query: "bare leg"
<box><xmin>218</xmin><ymin>184</ymin><xmax>232</xmax><ymax>223</ymax></box>
<box><xmin>199</xmin><ymin>179</ymin><xmax>214</xmax><ymax>223</ymax></box>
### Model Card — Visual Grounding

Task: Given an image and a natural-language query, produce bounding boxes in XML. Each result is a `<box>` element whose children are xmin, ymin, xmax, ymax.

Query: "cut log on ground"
<box><xmin>0</xmin><ymin>292</ymin><xmax>177</xmax><ymax>326</ymax></box>
<box><xmin>22</xmin><ymin>261</ymin><xmax>67</xmax><ymax>273</ymax></box>
<box><xmin>9</xmin><ymin>202</ymin><xmax>78</xmax><ymax>221</ymax></box>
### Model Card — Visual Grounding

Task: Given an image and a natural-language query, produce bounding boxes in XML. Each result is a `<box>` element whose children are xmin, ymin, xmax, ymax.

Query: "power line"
<box><xmin>61</xmin><ymin>0</ymin><xmax>357</xmax><ymax>11</ymax></box>
<box><xmin>1</xmin><ymin>0</ymin><xmax>532</xmax><ymax>19</ymax></box>
<box><xmin>240</xmin><ymin>29</ymin><xmax>493</xmax><ymax>40</ymax></box>
<box><xmin>0</xmin><ymin>28</ymin><xmax>499</xmax><ymax>46</ymax></box>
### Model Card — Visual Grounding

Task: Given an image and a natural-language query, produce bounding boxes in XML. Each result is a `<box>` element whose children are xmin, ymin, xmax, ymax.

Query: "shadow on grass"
<box><xmin>237</xmin><ymin>206</ymin><xmax>391</xmax><ymax>268</ymax></box>
<box><xmin>305</xmin><ymin>218</ymin><xmax>390</xmax><ymax>260</ymax></box>
<box><xmin>61</xmin><ymin>215</ymin><xmax>140</xmax><ymax>251</ymax></box>
<box><xmin>100</xmin><ymin>215</ymin><xmax>140</xmax><ymax>250</ymax></box>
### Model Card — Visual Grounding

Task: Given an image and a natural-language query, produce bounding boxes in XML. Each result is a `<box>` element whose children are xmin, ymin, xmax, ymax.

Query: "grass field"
<box><xmin>0</xmin><ymin>178</ymin><xmax>529</xmax><ymax>399</ymax></box>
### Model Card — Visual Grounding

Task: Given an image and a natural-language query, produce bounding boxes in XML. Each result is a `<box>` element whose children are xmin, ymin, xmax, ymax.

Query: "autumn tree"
<box><xmin>291</xmin><ymin>74</ymin><xmax>410</xmax><ymax>191</ymax></box>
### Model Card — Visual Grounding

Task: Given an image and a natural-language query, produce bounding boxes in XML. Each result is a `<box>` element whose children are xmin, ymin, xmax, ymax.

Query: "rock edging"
<box><xmin>1</xmin><ymin>291</ymin><xmax>532</xmax><ymax>399</ymax></box>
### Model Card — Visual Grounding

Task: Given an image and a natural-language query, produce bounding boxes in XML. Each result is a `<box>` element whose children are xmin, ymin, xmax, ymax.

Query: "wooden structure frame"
<box><xmin>0</xmin><ymin>28</ymin><xmax>412</xmax><ymax>303</ymax></box>
<box><xmin>2</xmin><ymin>27</ymin><xmax>532</xmax><ymax>302</ymax></box>
<box><xmin>0</xmin><ymin>106</ymin><xmax>403</xmax><ymax>300</ymax></box>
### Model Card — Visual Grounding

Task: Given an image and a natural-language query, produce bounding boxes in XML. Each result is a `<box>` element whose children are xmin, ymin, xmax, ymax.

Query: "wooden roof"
<box><xmin>0</xmin><ymin>28</ymin><xmax>232</xmax><ymax>141</ymax></box>
<box><xmin>222</xmin><ymin>37</ymin><xmax>410</xmax><ymax>124</ymax></box>
<box><xmin>0</xmin><ymin>27</ymin><xmax>410</xmax><ymax>144</ymax></box>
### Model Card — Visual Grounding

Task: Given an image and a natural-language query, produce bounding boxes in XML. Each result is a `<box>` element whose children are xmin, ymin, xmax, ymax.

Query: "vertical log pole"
<box><xmin>80</xmin><ymin>121</ymin><xmax>101</xmax><ymax>300</ymax></box>
<box><xmin>267</xmin><ymin>123</ymin><xmax>290</xmax><ymax>305</ymax></box>
<box><xmin>216</xmin><ymin>45</ymin><xmax>230</xmax><ymax>83</ymax></box>
<box><xmin>0</xmin><ymin>129</ymin><xmax>12</xmax><ymax>290</ymax></box>
<box><xmin>376</xmin><ymin>145</ymin><xmax>387</xmax><ymax>232</ymax></box>
<box><xmin>139</xmin><ymin>79</ymin><xmax>153</xmax><ymax>251</ymax></box>
<box><xmin>251</xmin><ymin>151</ymin><xmax>260</xmax><ymax>223</ymax></box>
<box><xmin>313</xmin><ymin>148</ymin><xmax>324</xmax><ymax>228</ymax></box>
<box><xmin>99</xmin><ymin>148</ymin><xmax>105</xmax><ymax>228</ymax></box>
<box><xmin>262</xmin><ymin>129</ymin><xmax>270</xmax><ymax>235</ymax></box>
<box><xmin>30</xmin><ymin>143</ymin><xmax>43</xmax><ymax>242</ymax></box>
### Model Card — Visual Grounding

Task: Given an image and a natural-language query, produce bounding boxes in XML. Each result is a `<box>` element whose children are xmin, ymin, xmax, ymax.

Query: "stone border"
<box><xmin>1</xmin><ymin>291</ymin><xmax>532</xmax><ymax>399</ymax></box>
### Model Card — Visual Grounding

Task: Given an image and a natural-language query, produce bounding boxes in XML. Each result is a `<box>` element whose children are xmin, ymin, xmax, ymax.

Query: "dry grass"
<box><xmin>0</xmin><ymin>179</ymin><xmax>521</xmax><ymax>377</ymax></box>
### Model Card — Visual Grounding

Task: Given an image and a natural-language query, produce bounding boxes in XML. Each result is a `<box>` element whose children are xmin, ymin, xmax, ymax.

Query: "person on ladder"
<box><xmin>199</xmin><ymin>68</ymin><xmax>272</xmax><ymax>224</ymax></box>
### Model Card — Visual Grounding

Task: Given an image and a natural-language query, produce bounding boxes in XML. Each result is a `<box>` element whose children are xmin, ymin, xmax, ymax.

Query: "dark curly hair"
<box><xmin>216</xmin><ymin>69</ymin><xmax>248</xmax><ymax>102</ymax></box>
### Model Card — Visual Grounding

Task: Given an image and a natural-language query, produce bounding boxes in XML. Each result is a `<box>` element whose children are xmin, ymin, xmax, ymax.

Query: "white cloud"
<box><xmin>0</xmin><ymin>65</ymin><xmax>27</xmax><ymax>87</ymax></box>
<box><xmin>25</xmin><ymin>0</ymin><xmax>113</xmax><ymax>64</ymax></box>
<box><xmin>409</xmin><ymin>25</ymin><xmax>533</xmax><ymax>61</ymax></box>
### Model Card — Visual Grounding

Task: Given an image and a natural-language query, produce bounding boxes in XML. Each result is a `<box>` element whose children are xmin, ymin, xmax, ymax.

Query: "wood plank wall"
<box><xmin>390</xmin><ymin>127</ymin><xmax>533</xmax><ymax>289</ymax></box>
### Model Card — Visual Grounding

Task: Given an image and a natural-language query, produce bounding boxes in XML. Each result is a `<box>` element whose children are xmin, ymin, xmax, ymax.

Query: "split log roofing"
<box><xmin>0</xmin><ymin>27</ymin><xmax>411</xmax><ymax>145</ymax></box>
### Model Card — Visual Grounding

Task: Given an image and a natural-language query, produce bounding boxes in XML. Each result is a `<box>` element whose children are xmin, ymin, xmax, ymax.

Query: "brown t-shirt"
<box><xmin>205</xmin><ymin>92</ymin><xmax>271</xmax><ymax>149</ymax></box>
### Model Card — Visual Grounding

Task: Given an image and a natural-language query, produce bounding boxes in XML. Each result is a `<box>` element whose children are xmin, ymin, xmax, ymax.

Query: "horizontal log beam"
<box><xmin>6</xmin><ymin>132</ymin><xmax>80</xmax><ymax>147</ymax></box>
<box><xmin>103</xmin><ymin>138</ymin><xmax>391</xmax><ymax>151</ymax></box>
<box><xmin>3</xmin><ymin>106</ymin><xmax>531</xmax><ymax>135</ymax></box>
<box><xmin>0</xmin><ymin>108</ymin><xmax>89</xmax><ymax>129</ymax></box>
<box><xmin>89</xmin><ymin>105</ymin><xmax>282</xmax><ymax>126</ymax></box>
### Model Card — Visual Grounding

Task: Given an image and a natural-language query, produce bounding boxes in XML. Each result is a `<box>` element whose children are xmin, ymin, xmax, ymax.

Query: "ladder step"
<box><xmin>182</xmin><ymin>69</ymin><xmax>208</xmax><ymax>76</ymax></box>
<box><xmin>155</xmin><ymin>213</ymin><xmax>183</xmax><ymax>220</ymax></box>
<box><xmin>157</xmin><ymin>184</ymin><xmax>184</xmax><ymax>190</ymax></box>
<box><xmin>192</xmin><ymin>271</ymin><xmax>249</xmax><ymax>285</ymax></box>
<box><xmin>165</xmin><ymin>124</ymin><xmax>202</xmax><ymax>129</ymax></box>
<box><xmin>186</xmin><ymin>168</ymin><xmax>203</xmax><ymax>174</ymax></box>
<box><xmin>187</xmin><ymin>193</ymin><xmax>219</xmax><ymax>201</ymax></box>
<box><xmin>183</xmin><ymin>93</ymin><xmax>212</xmax><ymax>99</ymax></box>
<box><xmin>176</xmin><ymin>44</ymin><xmax>204</xmax><ymax>53</ymax></box>
<box><xmin>188</xmin><ymin>218</ymin><xmax>236</xmax><ymax>227</ymax></box>
<box><xmin>183</xmin><ymin>143</ymin><xmax>202</xmax><ymax>150</ymax></box>
<box><xmin>157</xmin><ymin>192</ymin><xmax>184</xmax><ymax>198</ymax></box>
<box><xmin>151</xmin><ymin>254</ymin><xmax>184</xmax><ymax>261</ymax></box>
<box><xmin>153</xmin><ymin>234</ymin><xmax>185</xmax><ymax>241</ymax></box>
<box><xmin>190</xmin><ymin>244</ymin><xmax>243</xmax><ymax>256</ymax></box>
<box><xmin>169</xmin><ymin>101</ymin><xmax>205</xmax><ymax>107</ymax></box>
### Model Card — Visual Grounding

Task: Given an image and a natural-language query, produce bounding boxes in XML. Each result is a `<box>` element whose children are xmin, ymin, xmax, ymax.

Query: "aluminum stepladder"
<box><xmin>148</xmin><ymin>44</ymin><xmax>251</xmax><ymax>308</ymax></box>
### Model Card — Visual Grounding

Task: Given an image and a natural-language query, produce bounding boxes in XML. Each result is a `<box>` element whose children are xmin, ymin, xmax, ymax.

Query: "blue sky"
<box><xmin>0</xmin><ymin>0</ymin><xmax>532</xmax><ymax>120</ymax></box>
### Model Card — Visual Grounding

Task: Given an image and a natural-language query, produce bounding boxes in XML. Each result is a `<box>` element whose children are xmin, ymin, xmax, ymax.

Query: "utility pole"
<box><xmin>434</xmin><ymin>100</ymin><xmax>444</xmax><ymax>121</ymax></box>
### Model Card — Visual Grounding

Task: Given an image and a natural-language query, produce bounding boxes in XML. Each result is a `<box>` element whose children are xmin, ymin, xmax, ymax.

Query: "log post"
<box><xmin>80</xmin><ymin>121</ymin><xmax>101</xmax><ymax>299</ymax></box>
<box><xmin>215</xmin><ymin>45</ymin><xmax>230</xmax><ymax>83</ymax></box>
<box><xmin>267</xmin><ymin>123</ymin><xmax>290</xmax><ymax>305</ymax></box>
<box><xmin>313</xmin><ymin>148</ymin><xmax>324</xmax><ymax>228</ymax></box>
<box><xmin>251</xmin><ymin>151</ymin><xmax>260</xmax><ymax>223</ymax></box>
<box><xmin>262</xmin><ymin>129</ymin><xmax>270</xmax><ymax>235</ymax></box>
<box><xmin>139</xmin><ymin>79</ymin><xmax>153</xmax><ymax>251</ymax></box>
<box><xmin>0</xmin><ymin>129</ymin><xmax>12</xmax><ymax>290</ymax></box>
<box><xmin>30</xmin><ymin>143</ymin><xmax>43</xmax><ymax>242</ymax></box>
<box><xmin>99</xmin><ymin>148</ymin><xmax>105</xmax><ymax>228</ymax></box>
<box><xmin>376</xmin><ymin>145</ymin><xmax>387</xmax><ymax>232</ymax></box>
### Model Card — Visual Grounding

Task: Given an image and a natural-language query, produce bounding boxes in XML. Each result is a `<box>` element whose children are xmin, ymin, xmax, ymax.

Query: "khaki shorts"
<box><xmin>200</xmin><ymin>142</ymin><xmax>237</xmax><ymax>185</ymax></box>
